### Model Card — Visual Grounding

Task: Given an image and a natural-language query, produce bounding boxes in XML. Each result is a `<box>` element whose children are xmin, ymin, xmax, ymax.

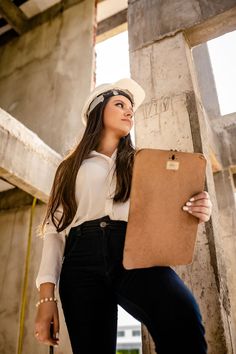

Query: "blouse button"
<box><xmin>100</xmin><ymin>221</ymin><xmax>107</xmax><ymax>228</ymax></box>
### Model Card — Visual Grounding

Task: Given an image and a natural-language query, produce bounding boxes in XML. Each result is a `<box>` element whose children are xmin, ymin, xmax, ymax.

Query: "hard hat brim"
<box><xmin>81</xmin><ymin>78</ymin><xmax>145</xmax><ymax>126</ymax></box>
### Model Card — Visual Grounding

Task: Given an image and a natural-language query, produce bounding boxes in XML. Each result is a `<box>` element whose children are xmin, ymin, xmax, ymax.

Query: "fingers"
<box><xmin>189</xmin><ymin>191</ymin><xmax>210</xmax><ymax>202</ymax></box>
<box><xmin>183</xmin><ymin>190</ymin><xmax>212</xmax><ymax>223</ymax></box>
<box><xmin>189</xmin><ymin>211</ymin><xmax>210</xmax><ymax>223</ymax></box>
<box><xmin>35</xmin><ymin>305</ymin><xmax>60</xmax><ymax>347</ymax></box>
<box><xmin>185</xmin><ymin>199</ymin><xmax>211</xmax><ymax>208</ymax></box>
<box><xmin>184</xmin><ymin>206</ymin><xmax>210</xmax><ymax>215</ymax></box>
<box><xmin>34</xmin><ymin>323</ymin><xmax>59</xmax><ymax>347</ymax></box>
<box><xmin>52</xmin><ymin>313</ymin><xmax>60</xmax><ymax>340</ymax></box>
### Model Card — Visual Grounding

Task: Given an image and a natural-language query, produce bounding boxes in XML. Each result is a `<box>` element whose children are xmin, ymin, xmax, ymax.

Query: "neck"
<box><xmin>96</xmin><ymin>132</ymin><xmax>120</xmax><ymax>157</ymax></box>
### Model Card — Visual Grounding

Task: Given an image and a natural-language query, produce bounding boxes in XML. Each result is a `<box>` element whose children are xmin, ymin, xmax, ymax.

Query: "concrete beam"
<box><xmin>212</xmin><ymin>112</ymin><xmax>236</xmax><ymax>133</ymax></box>
<box><xmin>185</xmin><ymin>6</ymin><xmax>236</xmax><ymax>47</ymax></box>
<box><xmin>0</xmin><ymin>188</ymin><xmax>35</xmax><ymax>210</ymax></box>
<box><xmin>0</xmin><ymin>0</ymin><xmax>94</xmax><ymax>47</ymax></box>
<box><xmin>97</xmin><ymin>8</ymin><xmax>127</xmax><ymax>42</ymax></box>
<box><xmin>0</xmin><ymin>0</ymin><xmax>29</xmax><ymax>34</ymax></box>
<box><xmin>128</xmin><ymin>0</ymin><xmax>236</xmax><ymax>51</ymax></box>
<box><xmin>0</xmin><ymin>108</ymin><xmax>62</xmax><ymax>203</ymax></box>
<box><xmin>26</xmin><ymin>0</ymin><xmax>85</xmax><ymax>31</ymax></box>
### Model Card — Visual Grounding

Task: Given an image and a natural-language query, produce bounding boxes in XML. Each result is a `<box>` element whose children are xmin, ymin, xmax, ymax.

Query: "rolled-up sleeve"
<box><xmin>35</xmin><ymin>209</ymin><xmax>67</xmax><ymax>290</ymax></box>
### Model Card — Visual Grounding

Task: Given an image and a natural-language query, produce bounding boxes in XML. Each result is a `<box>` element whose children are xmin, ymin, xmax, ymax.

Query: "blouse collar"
<box><xmin>90</xmin><ymin>147</ymin><xmax>117</xmax><ymax>161</ymax></box>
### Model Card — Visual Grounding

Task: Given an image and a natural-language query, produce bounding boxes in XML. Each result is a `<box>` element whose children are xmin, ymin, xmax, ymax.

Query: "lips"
<box><xmin>122</xmin><ymin>119</ymin><xmax>131</xmax><ymax>124</ymax></box>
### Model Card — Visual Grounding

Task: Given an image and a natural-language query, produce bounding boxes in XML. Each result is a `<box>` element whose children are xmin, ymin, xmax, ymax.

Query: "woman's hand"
<box><xmin>182</xmin><ymin>191</ymin><xmax>212</xmax><ymax>223</ymax></box>
<box><xmin>34</xmin><ymin>301</ymin><xmax>59</xmax><ymax>347</ymax></box>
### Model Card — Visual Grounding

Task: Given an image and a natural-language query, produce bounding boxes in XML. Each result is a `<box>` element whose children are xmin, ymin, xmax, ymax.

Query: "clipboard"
<box><xmin>123</xmin><ymin>148</ymin><xmax>207</xmax><ymax>269</ymax></box>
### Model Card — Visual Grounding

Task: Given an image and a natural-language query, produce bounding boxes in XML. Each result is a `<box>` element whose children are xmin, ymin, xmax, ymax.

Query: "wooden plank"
<box><xmin>0</xmin><ymin>0</ymin><xmax>29</xmax><ymax>34</ymax></box>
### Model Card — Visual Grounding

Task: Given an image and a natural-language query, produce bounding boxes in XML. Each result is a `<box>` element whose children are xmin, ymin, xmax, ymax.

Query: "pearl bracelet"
<box><xmin>36</xmin><ymin>297</ymin><xmax>58</xmax><ymax>308</ymax></box>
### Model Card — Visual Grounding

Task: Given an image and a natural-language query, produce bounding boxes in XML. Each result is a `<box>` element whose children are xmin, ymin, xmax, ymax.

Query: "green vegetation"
<box><xmin>116</xmin><ymin>350</ymin><xmax>139</xmax><ymax>354</ymax></box>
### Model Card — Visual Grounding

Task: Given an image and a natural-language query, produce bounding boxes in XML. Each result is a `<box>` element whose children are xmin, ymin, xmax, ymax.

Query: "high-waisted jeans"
<box><xmin>59</xmin><ymin>215</ymin><xmax>207</xmax><ymax>354</ymax></box>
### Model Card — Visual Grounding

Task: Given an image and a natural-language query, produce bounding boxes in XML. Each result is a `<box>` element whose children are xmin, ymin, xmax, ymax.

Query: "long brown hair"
<box><xmin>40</xmin><ymin>91</ymin><xmax>136</xmax><ymax>235</ymax></box>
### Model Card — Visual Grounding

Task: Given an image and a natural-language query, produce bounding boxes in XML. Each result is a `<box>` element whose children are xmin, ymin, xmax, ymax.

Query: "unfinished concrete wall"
<box><xmin>0</xmin><ymin>200</ymin><xmax>72</xmax><ymax>354</ymax></box>
<box><xmin>1</xmin><ymin>0</ymin><xmax>236</xmax><ymax>353</ymax></box>
<box><xmin>128</xmin><ymin>0</ymin><xmax>236</xmax><ymax>353</ymax></box>
<box><xmin>0</xmin><ymin>0</ymin><xmax>96</xmax><ymax>155</ymax></box>
<box><xmin>0</xmin><ymin>1</ymin><xmax>96</xmax><ymax>353</ymax></box>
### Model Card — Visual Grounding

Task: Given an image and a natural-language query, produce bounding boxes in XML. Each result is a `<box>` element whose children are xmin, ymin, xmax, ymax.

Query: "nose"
<box><xmin>124</xmin><ymin>108</ymin><xmax>133</xmax><ymax>118</ymax></box>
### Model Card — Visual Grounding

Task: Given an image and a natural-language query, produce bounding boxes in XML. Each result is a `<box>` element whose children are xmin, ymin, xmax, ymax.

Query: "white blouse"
<box><xmin>36</xmin><ymin>147</ymin><xmax>130</xmax><ymax>289</ymax></box>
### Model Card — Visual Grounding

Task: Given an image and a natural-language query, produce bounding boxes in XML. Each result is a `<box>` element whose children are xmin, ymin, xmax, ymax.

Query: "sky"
<box><xmin>95</xmin><ymin>29</ymin><xmax>236</xmax><ymax>327</ymax></box>
<box><xmin>96</xmin><ymin>31</ymin><xmax>130</xmax><ymax>85</ymax></box>
<box><xmin>207</xmin><ymin>30</ymin><xmax>236</xmax><ymax>115</ymax></box>
<box><xmin>96</xmin><ymin>30</ymin><xmax>236</xmax><ymax>116</ymax></box>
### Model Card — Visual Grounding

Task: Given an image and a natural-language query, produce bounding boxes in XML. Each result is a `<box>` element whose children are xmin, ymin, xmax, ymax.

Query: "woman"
<box><xmin>34</xmin><ymin>78</ymin><xmax>212</xmax><ymax>354</ymax></box>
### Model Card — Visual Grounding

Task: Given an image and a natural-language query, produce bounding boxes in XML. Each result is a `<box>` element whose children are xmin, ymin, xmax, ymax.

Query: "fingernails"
<box><xmin>189</xmin><ymin>197</ymin><xmax>194</xmax><ymax>201</ymax></box>
<box><xmin>186</xmin><ymin>202</ymin><xmax>192</xmax><ymax>206</ymax></box>
<box><xmin>183</xmin><ymin>206</ymin><xmax>188</xmax><ymax>211</ymax></box>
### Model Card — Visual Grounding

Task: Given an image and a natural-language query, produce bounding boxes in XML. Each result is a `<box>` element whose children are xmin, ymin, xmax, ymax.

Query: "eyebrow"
<box><xmin>113</xmin><ymin>99</ymin><xmax>134</xmax><ymax>111</ymax></box>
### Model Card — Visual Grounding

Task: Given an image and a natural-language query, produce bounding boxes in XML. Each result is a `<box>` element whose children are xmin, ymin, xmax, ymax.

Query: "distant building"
<box><xmin>117</xmin><ymin>324</ymin><xmax>142</xmax><ymax>354</ymax></box>
<box><xmin>117</xmin><ymin>307</ymin><xmax>142</xmax><ymax>354</ymax></box>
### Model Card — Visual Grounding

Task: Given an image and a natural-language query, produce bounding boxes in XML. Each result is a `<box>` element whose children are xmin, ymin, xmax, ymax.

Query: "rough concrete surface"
<box><xmin>128</xmin><ymin>0</ymin><xmax>236</xmax><ymax>51</ymax></box>
<box><xmin>211</xmin><ymin>113</ymin><xmax>236</xmax><ymax>168</ymax></box>
<box><xmin>0</xmin><ymin>108</ymin><xmax>61</xmax><ymax>202</ymax></box>
<box><xmin>0</xmin><ymin>0</ymin><xmax>95</xmax><ymax>155</ymax></box>
<box><xmin>214</xmin><ymin>169</ymin><xmax>236</xmax><ymax>349</ymax></box>
<box><xmin>187</xmin><ymin>36</ymin><xmax>236</xmax><ymax>353</ymax></box>
<box><xmin>0</xmin><ymin>0</ymin><xmax>236</xmax><ymax>353</ymax></box>
<box><xmin>0</xmin><ymin>204</ymin><xmax>73</xmax><ymax>354</ymax></box>
<box><xmin>129</xmin><ymin>29</ymin><xmax>233</xmax><ymax>352</ymax></box>
<box><xmin>192</xmin><ymin>43</ymin><xmax>221</xmax><ymax>121</ymax></box>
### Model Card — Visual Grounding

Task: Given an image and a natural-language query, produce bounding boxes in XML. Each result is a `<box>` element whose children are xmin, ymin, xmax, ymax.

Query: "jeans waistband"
<box><xmin>71</xmin><ymin>215</ymin><xmax>127</xmax><ymax>233</ymax></box>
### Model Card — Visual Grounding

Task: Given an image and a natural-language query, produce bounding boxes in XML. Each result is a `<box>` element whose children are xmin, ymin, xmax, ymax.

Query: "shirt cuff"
<box><xmin>35</xmin><ymin>275</ymin><xmax>58</xmax><ymax>291</ymax></box>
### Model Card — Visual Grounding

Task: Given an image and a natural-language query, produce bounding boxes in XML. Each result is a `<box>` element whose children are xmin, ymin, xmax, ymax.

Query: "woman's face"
<box><xmin>102</xmin><ymin>95</ymin><xmax>134</xmax><ymax>138</ymax></box>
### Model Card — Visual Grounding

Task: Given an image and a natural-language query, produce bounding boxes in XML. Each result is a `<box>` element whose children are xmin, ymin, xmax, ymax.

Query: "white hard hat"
<box><xmin>81</xmin><ymin>78</ymin><xmax>145</xmax><ymax>126</ymax></box>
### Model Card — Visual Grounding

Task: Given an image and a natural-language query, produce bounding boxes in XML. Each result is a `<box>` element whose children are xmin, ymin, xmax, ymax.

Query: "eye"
<box><xmin>115</xmin><ymin>102</ymin><xmax>123</xmax><ymax>108</ymax></box>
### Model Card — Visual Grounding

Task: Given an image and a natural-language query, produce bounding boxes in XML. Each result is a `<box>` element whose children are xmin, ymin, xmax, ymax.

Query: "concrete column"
<box><xmin>211</xmin><ymin>112</ymin><xmax>236</xmax><ymax>352</ymax></box>
<box><xmin>192</xmin><ymin>43</ymin><xmax>221</xmax><ymax>121</ymax></box>
<box><xmin>128</xmin><ymin>3</ymin><xmax>233</xmax><ymax>353</ymax></box>
<box><xmin>0</xmin><ymin>0</ymin><xmax>96</xmax><ymax>155</ymax></box>
<box><xmin>191</xmin><ymin>44</ymin><xmax>236</xmax><ymax>331</ymax></box>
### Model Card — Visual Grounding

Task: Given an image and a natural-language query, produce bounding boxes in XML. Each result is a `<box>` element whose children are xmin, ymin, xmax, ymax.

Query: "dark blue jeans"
<box><xmin>59</xmin><ymin>215</ymin><xmax>207</xmax><ymax>354</ymax></box>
